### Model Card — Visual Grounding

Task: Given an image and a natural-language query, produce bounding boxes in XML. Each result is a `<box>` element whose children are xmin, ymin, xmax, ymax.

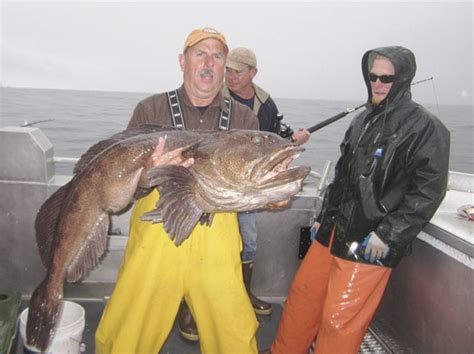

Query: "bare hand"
<box><xmin>265</xmin><ymin>198</ymin><xmax>291</xmax><ymax>209</ymax></box>
<box><xmin>150</xmin><ymin>137</ymin><xmax>194</xmax><ymax>168</ymax></box>
<box><xmin>292</xmin><ymin>128</ymin><xmax>311</xmax><ymax>145</ymax></box>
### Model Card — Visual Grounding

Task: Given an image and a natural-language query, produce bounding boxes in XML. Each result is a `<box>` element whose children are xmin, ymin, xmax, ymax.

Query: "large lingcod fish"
<box><xmin>26</xmin><ymin>126</ymin><xmax>310</xmax><ymax>351</ymax></box>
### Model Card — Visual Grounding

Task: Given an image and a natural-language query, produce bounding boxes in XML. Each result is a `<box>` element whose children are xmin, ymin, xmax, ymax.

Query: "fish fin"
<box><xmin>35</xmin><ymin>182</ymin><xmax>72</xmax><ymax>268</ymax></box>
<box><xmin>26</xmin><ymin>279</ymin><xmax>64</xmax><ymax>352</ymax></box>
<box><xmin>199</xmin><ymin>213</ymin><xmax>214</xmax><ymax>226</ymax></box>
<box><xmin>140</xmin><ymin>209</ymin><xmax>163</xmax><ymax>223</ymax></box>
<box><xmin>65</xmin><ymin>213</ymin><xmax>110</xmax><ymax>282</ymax></box>
<box><xmin>134</xmin><ymin>186</ymin><xmax>153</xmax><ymax>200</ymax></box>
<box><xmin>73</xmin><ymin>125</ymin><xmax>169</xmax><ymax>175</ymax></box>
<box><xmin>147</xmin><ymin>165</ymin><xmax>204</xmax><ymax>245</ymax></box>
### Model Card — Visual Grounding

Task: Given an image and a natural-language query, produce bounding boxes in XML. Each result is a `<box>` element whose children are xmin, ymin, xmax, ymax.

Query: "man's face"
<box><xmin>369</xmin><ymin>57</ymin><xmax>395</xmax><ymax>106</ymax></box>
<box><xmin>179</xmin><ymin>38</ymin><xmax>226</xmax><ymax>102</ymax></box>
<box><xmin>225</xmin><ymin>66</ymin><xmax>257</xmax><ymax>93</ymax></box>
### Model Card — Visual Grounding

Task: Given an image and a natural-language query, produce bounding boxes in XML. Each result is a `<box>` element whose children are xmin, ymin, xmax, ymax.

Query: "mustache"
<box><xmin>199</xmin><ymin>68</ymin><xmax>215</xmax><ymax>78</ymax></box>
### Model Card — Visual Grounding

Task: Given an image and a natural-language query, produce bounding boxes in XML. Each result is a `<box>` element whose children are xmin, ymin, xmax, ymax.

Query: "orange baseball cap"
<box><xmin>183</xmin><ymin>27</ymin><xmax>228</xmax><ymax>53</ymax></box>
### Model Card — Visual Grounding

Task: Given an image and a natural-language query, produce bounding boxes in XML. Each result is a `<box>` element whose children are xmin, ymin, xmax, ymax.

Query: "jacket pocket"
<box><xmin>357</xmin><ymin>159</ymin><xmax>387</xmax><ymax>222</ymax></box>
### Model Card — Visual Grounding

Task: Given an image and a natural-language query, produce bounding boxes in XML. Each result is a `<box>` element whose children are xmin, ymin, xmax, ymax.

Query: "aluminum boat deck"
<box><xmin>12</xmin><ymin>299</ymin><xmax>394</xmax><ymax>354</ymax></box>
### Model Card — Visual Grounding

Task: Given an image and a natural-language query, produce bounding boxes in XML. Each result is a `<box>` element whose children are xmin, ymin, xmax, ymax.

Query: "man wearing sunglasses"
<box><xmin>263</xmin><ymin>46</ymin><xmax>450</xmax><ymax>354</ymax></box>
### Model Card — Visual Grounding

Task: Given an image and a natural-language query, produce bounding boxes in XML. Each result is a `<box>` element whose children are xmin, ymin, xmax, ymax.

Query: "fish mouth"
<box><xmin>251</xmin><ymin>146</ymin><xmax>310</xmax><ymax>187</ymax></box>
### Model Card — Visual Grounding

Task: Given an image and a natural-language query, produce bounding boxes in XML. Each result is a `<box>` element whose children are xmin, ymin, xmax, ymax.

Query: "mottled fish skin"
<box><xmin>27</xmin><ymin>126</ymin><xmax>310</xmax><ymax>351</ymax></box>
<box><xmin>27</xmin><ymin>127</ymin><xmax>164</xmax><ymax>351</ymax></box>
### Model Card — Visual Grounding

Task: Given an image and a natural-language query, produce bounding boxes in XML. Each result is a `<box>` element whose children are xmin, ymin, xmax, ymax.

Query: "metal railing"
<box><xmin>54</xmin><ymin>156</ymin><xmax>79</xmax><ymax>163</ymax></box>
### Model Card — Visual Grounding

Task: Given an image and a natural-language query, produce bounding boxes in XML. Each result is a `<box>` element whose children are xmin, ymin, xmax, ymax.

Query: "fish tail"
<box><xmin>26</xmin><ymin>278</ymin><xmax>64</xmax><ymax>352</ymax></box>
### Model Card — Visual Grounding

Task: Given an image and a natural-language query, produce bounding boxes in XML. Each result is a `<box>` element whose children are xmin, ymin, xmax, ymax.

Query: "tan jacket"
<box><xmin>221</xmin><ymin>82</ymin><xmax>270</xmax><ymax>116</ymax></box>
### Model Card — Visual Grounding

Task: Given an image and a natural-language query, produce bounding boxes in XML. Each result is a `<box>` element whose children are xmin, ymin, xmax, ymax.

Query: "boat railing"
<box><xmin>53</xmin><ymin>156</ymin><xmax>80</xmax><ymax>163</ymax></box>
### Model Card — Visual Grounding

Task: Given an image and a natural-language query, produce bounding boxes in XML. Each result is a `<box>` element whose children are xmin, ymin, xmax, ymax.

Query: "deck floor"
<box><xmin>14</xmin><ymin>299</ymin><xmax>392</xmax><ymax>353</ymax></box>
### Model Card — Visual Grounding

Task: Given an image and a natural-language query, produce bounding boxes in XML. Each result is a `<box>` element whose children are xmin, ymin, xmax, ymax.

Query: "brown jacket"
<box><xmin>128</xmin><ymin>85</ymin><xmax>259</xmax><ymax>130</ymax></box>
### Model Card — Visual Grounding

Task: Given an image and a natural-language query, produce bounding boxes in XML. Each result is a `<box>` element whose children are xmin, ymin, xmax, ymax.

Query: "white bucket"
<box><xmin>19</xmin><ymin>300</ymin><xmax>85</xmax><ymax>353</ymax></box>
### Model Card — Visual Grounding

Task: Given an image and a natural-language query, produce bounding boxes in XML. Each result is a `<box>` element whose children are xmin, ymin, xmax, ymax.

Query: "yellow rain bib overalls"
<box><xmin>96</xmin><ymin>189</ymin><xmax>259</xmax><ymax>353</ymax></box>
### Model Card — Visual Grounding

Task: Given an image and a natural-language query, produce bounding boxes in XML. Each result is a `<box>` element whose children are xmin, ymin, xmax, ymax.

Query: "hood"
<box><xmin>361</xmin><ymin>46</ymin><xmax>417</xmax><ymax>107</ymax></box>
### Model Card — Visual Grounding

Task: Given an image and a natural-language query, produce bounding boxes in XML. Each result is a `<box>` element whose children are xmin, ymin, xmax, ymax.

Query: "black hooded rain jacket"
<box><xmin>316</xmin><ymin>46</ymin><xmax>450</xmax><ymax>267</ymax></box>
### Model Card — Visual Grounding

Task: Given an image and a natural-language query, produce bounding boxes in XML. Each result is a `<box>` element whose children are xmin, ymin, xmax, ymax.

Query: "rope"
<box><xmin>430</xmin><ymin>77</ymin><xmax>442</xmax><ymax>117</ymax></box>
<box><xmin>412</xmin><ymin>76</ymin><xmax>441</xmax><ymax>117</ymax></box>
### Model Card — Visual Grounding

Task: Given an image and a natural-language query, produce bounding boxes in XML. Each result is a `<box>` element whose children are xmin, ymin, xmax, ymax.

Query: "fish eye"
<box><xmin>252</xmin><ymin>136</ymin><xmax>262</xmax><ymax>145</ymax></box>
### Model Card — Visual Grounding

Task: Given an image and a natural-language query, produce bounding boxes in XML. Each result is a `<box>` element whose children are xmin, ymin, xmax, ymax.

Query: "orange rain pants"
<box><xmin>272</xmin><ymin>229</ymin><xmax>392</xmax><ymax>354</ymax></box>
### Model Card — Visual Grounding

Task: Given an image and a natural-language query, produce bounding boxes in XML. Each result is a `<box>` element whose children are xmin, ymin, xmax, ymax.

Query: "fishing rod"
<box><xmin>21</xmin><ymin>118</ymin><xmax>55</xmax><ymax>127</ymax></box>
<box><xmin>306</xmin><ymin>76</ymin><xmax>434</xmax><ymax>134</ymax></box>
<box><xmin>307</xmin><ymin>104</ymin><xmax>365</xmax><ymax>133</ymax></box>
<box><xmin>411</xmin><ymin>76</ymin><xmax>433</xmax><ymax>86</ymax></box>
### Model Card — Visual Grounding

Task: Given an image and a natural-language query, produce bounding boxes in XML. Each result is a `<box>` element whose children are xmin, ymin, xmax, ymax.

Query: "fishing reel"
<box><xmin>276</xmin><ymin>114</ymin><xmax>294</xmax><ymax>139</ymax></box>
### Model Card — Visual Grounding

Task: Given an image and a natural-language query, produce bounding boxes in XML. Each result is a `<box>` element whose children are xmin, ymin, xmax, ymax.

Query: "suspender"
<box><xmin>220</xmin><ymin>97</ymin><xmax>231</xmax><ymax>130</ymax></box>
<box><xmin>167</xmin><ymin>90</ymin><xmax>185</xmax><ymax>129</ymax></box>
<box><xmin>167</xmin><ymin>90</ymin><xmax>231</xmax><ymax>130</ymax></box>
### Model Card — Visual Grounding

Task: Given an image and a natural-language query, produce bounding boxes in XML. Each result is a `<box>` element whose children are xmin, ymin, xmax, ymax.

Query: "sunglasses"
<box><xmin>369</xmin><ymin>73</ymin><xmax>395</xmax><ymax>84</ymax></box>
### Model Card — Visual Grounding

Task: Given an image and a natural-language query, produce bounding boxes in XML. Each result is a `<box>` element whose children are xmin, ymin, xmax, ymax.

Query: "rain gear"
<box><xmin>272</xmin><ymin>231</ymin><xmax>392</xmax><ymax>354</ymax></box>
<box><xmin>316</xmin><ymin>46</ymin><xmax>450</xmax><ymax>267</ymax></box>
<box><xmin>95</xmin><ymin>86</ymin><xmax>260</xmax><ymax>354</ymax></box>
<box><xmin>96</xmin><ymin>190</ymin><xmax>259</xmax><ymax>354</ymax></box>
<box><xmin>271</xmin><ymin>46</ymin><xmax>451</xmax><ymax>354</ymax></box>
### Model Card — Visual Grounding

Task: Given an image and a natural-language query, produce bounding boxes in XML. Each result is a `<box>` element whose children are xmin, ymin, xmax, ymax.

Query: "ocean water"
<box><xmin>1</xmin><ymin>87</ymin><xmax>473</xmax><ymax>176</ymax></box>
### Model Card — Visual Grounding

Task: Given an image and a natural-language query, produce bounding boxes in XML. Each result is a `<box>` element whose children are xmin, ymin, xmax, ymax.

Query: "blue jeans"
<box><xmin>238</xmin><ymin>211</ymin><xmax>258</xmax><ymax>262</ymax></box>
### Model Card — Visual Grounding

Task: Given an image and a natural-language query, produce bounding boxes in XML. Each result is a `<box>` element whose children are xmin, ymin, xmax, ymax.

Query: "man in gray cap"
<box><xmin>223</xmin><ymin>46</ymin><xmax>310</xmax><ymax>317</ymax></box>
<box><xmin>224</xmin><ymin>47</ymin><xmax>310</xmax><ymax>141</ymax></box>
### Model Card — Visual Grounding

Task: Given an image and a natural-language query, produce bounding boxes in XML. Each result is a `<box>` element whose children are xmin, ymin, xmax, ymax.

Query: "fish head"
<box><xmin>186</xmin><ymin>130</ymin><xmax>311</xmax><ymax>208</ymax></box>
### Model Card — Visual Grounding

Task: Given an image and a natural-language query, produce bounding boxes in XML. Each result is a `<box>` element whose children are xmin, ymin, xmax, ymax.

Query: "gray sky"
<box><xmin>1</xmin><ymin>0</ymin><xmax>472</xmax><ymax>105</ymax></box>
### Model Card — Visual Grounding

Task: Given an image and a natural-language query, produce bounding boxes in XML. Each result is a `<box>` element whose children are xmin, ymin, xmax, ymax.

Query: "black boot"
<box><xmin>243</xmin><ymin>261</ymin><xmax>272</xmax><ymax>315</ymax></box>
<box><xmin>177</xmin><ymin>300</ymin><xmax>199</xmax><ymax>341</ymax></box>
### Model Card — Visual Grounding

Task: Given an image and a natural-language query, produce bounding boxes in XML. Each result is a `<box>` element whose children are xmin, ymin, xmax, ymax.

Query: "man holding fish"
<box><xmin>95</xmin><ymin>27</ymin><xmax>271</xmax><ymax>354</ymax></box>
